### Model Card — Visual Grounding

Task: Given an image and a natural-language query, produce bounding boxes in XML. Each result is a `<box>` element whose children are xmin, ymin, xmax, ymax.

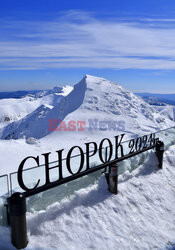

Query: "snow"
<box><xmin>0</xmin><ymin>145</ymin><xmax>175</xmax><ymax>249</ymax></box>
<box><xmin>154</xmin><ymin>105</ymin><xmax>175</xmax><ymax>122</ymax></box>
<box><xmin>0</xmin><ymin>96</ymin><xmax>39</xmax><ymax>130</ymax></box>
<box><xmin>1</xmin><ymin>79</ymin><xmax>85</xmax><ymax>139</ymax></box>
<box><xmin>26</xmin><ymin>148</ymin><xmax>175</xmax><ymax>250</ymax></box>
<box><xmin>0</xmin><ymin>75</ymin><xmax>175</xmax><ymax>249</ymax></box>
<box><xmin>0</xmin><ymin>75</ymin><xmax>174</xmax><ymax>175</ymax></box>
<box><xmin>0</xmin><ymin>85</ymin><xmax>73</xmax><ymax>131</ymax></box>
<box><xmin>1</xmin><ymin>75</ymin><xmax>174</xmax><ymax>140</ymax></box>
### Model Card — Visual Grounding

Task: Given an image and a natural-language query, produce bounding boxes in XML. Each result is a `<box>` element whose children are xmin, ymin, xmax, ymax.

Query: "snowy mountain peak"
<box><xmin>85</xmin><ymin>74</ymin><xmax>108</xmax><ymax>81</ymax></box>
<box><xmin>84</xmin><ymin>74</ymin><xmax>115</xmax><ymax>86</ymax></box>
<box><xmin>1</xmin><ymin>75</ymin><xmax>174</xmax><ymax>140</ymax></box>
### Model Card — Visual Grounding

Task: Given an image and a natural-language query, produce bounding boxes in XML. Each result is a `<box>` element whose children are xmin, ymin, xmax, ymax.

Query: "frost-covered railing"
<box><xmin>0</xmin><ymin>126</ymin><xmax>175</xmax><ymax>227</ymax></box>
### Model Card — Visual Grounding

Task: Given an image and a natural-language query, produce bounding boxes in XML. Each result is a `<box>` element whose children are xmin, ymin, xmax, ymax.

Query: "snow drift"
<box><xmin>0</xmin><ymin>145</ymin><xmax>175</xmax><ymax>249</ymax></box>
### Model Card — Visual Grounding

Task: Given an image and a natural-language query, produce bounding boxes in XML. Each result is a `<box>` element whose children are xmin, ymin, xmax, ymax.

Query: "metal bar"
<box><xmin>156</xmin><ymin>141</ymin><xmax>165</xmax><ymax>168</ymax></box>
<box><xmin>102</xmin><ymin>147</ymin><xmax>108</xmax><ymax>174</ymax></box>
<box><xmin>8</xmin><ymin>193</ymin><xmax>28</xmax><ymax>249</ymax></box>
<box><xmin>0</xmin><ymin>174</ymin><xmax>10</xmax><ymax>197</ymax></box>
<box><xmin>24</xmin><ymin>143</ymin><xmax>156</xmax><ymax>198</ymax></box>
<box><xmin>9</xmin><ymin>174</ymin><xmax>13</xmax><ymax>196</ymax></box>
<box><xmin>7</xmin><ymin>174</ymin><xmax>10</xmax><ymax>197</ymax></box>
<box><xmin>0</xmin><ymin>174</ymin><xmax>8</xmax><ymax>178</ymax></box>
<box><xmin>8</xmin><ymin>127</ymin><xmax>168</xmax><ymax>176</ymax></box>
<box><xmin>108</xmin><ymin>163</ymin><xmax>118</xmax><ymax>195</ymax></box>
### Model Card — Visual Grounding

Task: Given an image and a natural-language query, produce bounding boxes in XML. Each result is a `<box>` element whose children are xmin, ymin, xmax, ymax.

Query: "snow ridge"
<box><xmin>1</xmin><ymin>78</ymin><xmax>86</xmax><ymax>139</ymax></box>
<box><xmin>1</xmin><ymin>75</ymin><xmax>174</xmax><ymax>140</ymax></box>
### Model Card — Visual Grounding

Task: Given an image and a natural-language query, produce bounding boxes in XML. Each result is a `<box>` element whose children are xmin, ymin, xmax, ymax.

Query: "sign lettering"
<box><xmin>17</xmin><ymin>133</ymin><xmax>159</xmax><ymax>193</ymax></box>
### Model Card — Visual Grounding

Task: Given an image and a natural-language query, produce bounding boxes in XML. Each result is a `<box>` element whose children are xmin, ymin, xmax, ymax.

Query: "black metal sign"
<box><xmin>17</xmin><ymin>133</ymin><xmax>159</xmax><ymax>197</ymax></box>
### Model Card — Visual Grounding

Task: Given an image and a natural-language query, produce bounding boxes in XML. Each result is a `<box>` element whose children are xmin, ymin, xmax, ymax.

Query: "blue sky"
<box><xmin>1</xmin><ymin>0</ymin><xmax>175</xmax><ymax>93</ymax></box>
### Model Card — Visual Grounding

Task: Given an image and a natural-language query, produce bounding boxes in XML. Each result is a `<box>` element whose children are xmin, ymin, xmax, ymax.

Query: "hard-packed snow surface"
<box><xmin>1</xmin><ymin>75</ymin><xmax>174</xmax><ymax>140</ymax></box>
<box><xmin>0</xmin><ymin>145</ymin><xmax>175</xmax><ymax>249</ymax></box>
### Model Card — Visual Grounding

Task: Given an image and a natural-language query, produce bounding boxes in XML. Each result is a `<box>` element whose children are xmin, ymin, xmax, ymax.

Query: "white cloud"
<box><xmin>0</xmin><ymin>12</ymin><xmax>175</xmax><ymax>70</ymax></box>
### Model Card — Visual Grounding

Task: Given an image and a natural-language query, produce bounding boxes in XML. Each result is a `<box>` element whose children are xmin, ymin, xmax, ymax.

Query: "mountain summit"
<box><xmin>1</xmin><ymin>75</ymin><xmax>174</xmax><ymax>140</ymax></box>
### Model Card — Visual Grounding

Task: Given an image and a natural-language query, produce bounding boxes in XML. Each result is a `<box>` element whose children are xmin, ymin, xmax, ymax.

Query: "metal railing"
<box><xmin>0</xmin><ymin>126</ymin><xmax>175</xmax><ymax>248</ymax></box>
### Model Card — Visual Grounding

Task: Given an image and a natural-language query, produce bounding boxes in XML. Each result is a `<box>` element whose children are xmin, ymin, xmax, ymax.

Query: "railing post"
<box><xmin>7</xmin><ymin>192</ymin><xmax>28</xmax><ymax>249</ymax></box>
<box><xmin>108</xmin><ymin>163</ymin><xmax>118</xmax><ymax>195</ymax></box>
<box><xmin>155</xmin><ymin>140</ymin><xmax>164</xmax><ymax>169</ymax></box>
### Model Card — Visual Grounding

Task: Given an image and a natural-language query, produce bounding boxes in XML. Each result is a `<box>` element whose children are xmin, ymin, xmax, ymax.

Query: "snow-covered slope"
<box><xmin>0</xmin><ymin>145</ymin><xmax>175</xmax><ymax>249</ymax></box>
<box><xmin>154</xmin><ymin>105</ymin><xmax>175</xmax><ymax>122</ymax></box>
<box><xmin>0</xmin><ymin>96</ymin><xmax>39</xmax><ymax>129</ymax></box>
<box><xmin>1</xmin><ymin>75</ymin><xmax>174</xmax><ymax>140</ymax></box>
<box><xmin>0</xmin><ymin>75</ymin><xmax>175</xmax><ymax>249</ymax></box>
<box><xmin>0</xmin><ymin>75</ymin><xmax>174</xmax><ymax>175</ymax></box>
<box><xmin>0</xmin><ymin>91</ymin><xmax>66</xmax><ymax>130</ymax></box>
<box><xmin>34</xmin><ymin>86</ymin><xmax>73</xmax><ymax>98</ymax></box>
<box><xmin>26</xmin><ymin>148</ymin><xmax>175</xmax><ymax>250</ymax></box>
<box><xmin>0</xmin><ymin>86</ymin><xmax>73</xmax><ymax>137</ymax></box>
<box><xmin>65</xmin><ymin>75</ymin><xmax>174</xmax><ymax>134</ymax></box>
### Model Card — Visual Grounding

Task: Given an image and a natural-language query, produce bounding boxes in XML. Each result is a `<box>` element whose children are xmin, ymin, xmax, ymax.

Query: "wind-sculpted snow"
<box><xmin>154</xmin><ymin>105</ymin><xmax>175</xmax><ymax>122</ymax></box>
<box><xmin>1</xmin><ymin>80</ymin><xmax>85</xmax><ymax>139</ymax></box>
<box><xmin>0</xmin><ymin>145</ymin><xmax>175</xmax><ymax>249</ymax></box>
<box><xmin>0</xmin><ymin>86</ymin><xmax>72</xmax><ymax>131</ymax></box>
<box><xmin>1</xmin><ymin>75</ymin><xmax>174</xmax><ymax>140</ymax></box>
